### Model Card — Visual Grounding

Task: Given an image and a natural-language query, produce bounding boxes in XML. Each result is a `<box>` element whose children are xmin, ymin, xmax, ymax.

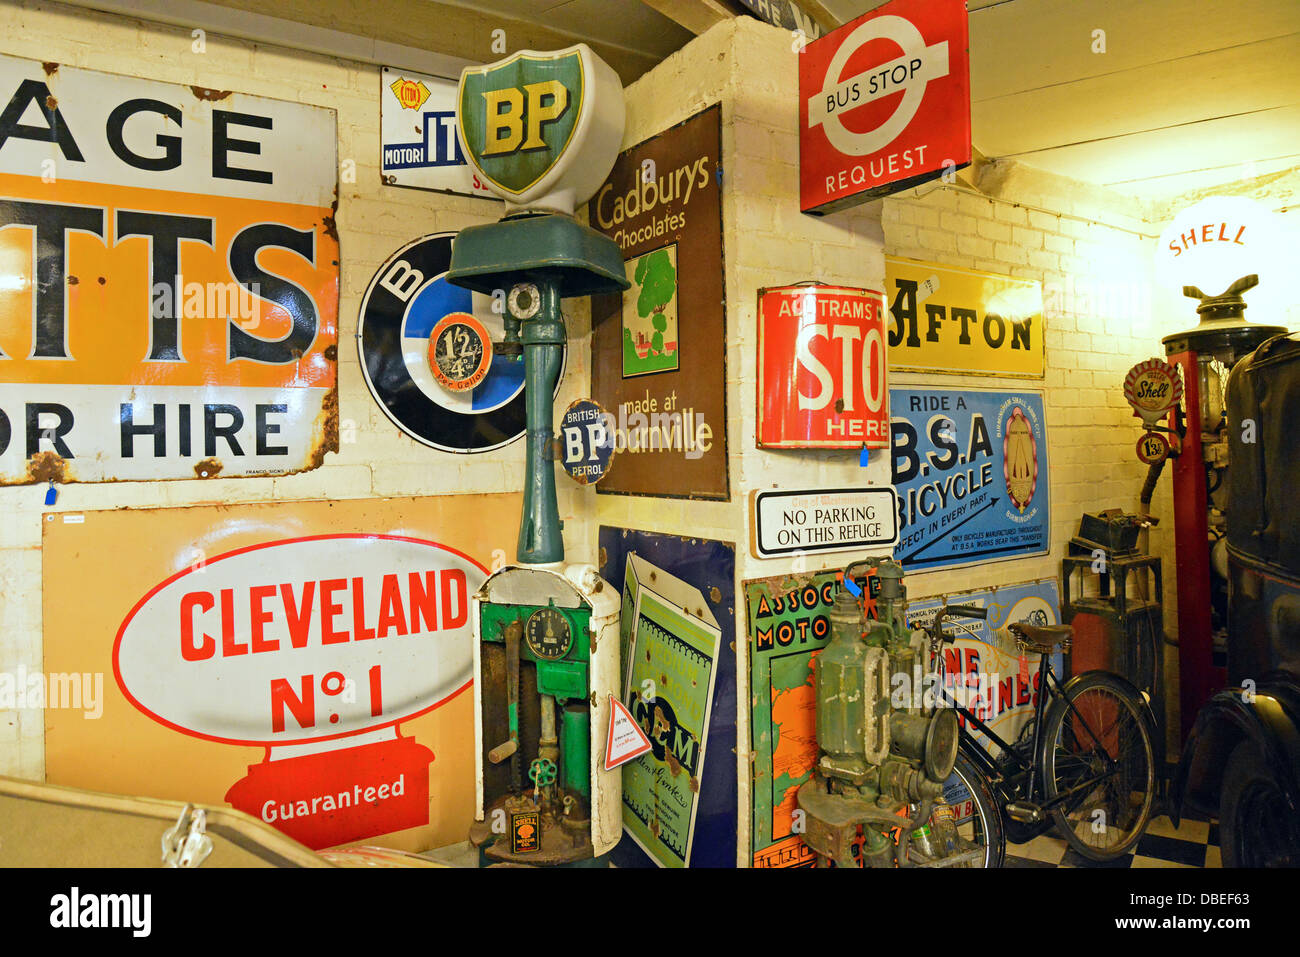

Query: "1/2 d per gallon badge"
<box><xmin>890</xmin><ymin>387</ymin><xmax>1050</xmax><ymax>572</ymax></box>
<box><xmin>0</xmin><ymin>54</ymin><xmax>339</xmax><ymax>484</ymax></box>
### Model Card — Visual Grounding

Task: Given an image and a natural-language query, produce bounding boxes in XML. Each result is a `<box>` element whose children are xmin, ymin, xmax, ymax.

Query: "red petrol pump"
<box><xmin>1160</xmin><ymin>276</ymin><xmax>1285</xmax><ymax>741</ymax></box>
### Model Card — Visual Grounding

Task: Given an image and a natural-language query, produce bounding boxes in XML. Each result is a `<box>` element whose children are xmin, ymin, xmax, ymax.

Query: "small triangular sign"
<box><xmin>605</xmin><ymin>695</ymin><xmax>652</xmax><ymax>771</ymax></box>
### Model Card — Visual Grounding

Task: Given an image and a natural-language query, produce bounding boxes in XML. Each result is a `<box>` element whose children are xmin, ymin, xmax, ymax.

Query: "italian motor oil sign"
<box><xmin>890</xmin><ymin>387</ymin><xmax>1050</xmax><ymax>572</ymax></box>
<box><xmin>799</xmin><ymin>0</ymin><xmax>970</xmax><ymax>214</ymax></box>
<box><xmin>0</xmin><ymin>55</ymin><xmax>339</xmax><ymax>484</ymax></box>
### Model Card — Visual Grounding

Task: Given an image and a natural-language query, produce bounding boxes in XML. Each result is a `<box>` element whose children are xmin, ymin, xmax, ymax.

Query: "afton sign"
<box><xmin>758</xmin><ymin>283</ymin><xmax>888</xmax><ymax>448</ymax></box>
<box><xmin>0</xmin><ymin>55</ymin><xmax>339</xmax><ymax>484</ymax></box>
<box><xmin>886</xmin><ymin>256</ymin><xmax>1043</xmax><ymax>377</ymax></box>
<box><xmin>44</xmin><ymin>495</ymin><xmax>520</xmax><ymax>851</ymax></box>
<box><xmin>799</xmin><ymin>0</ymin><xmax>970</xmax><ymax>214</ymax></box>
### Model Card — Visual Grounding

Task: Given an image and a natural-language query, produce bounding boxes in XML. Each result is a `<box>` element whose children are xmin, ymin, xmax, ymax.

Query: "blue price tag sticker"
<box><xmin>44</xmin><ymin>482</ymin><xmax>57</xmax><ymax>506</ymax></box>
<box><xmin>859</xmin><ymin>447</ymin><xmax>871</xmax><ymax>467</ymax></box>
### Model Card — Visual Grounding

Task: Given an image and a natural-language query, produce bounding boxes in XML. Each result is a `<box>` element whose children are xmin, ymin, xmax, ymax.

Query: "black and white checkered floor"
<box><xmin>1007</xmin><ymin>812</ymin><xmax>1221</xmax><ymax>868</ymax></box>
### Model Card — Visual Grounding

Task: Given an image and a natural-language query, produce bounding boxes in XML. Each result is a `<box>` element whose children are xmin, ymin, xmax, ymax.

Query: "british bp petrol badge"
<box><xmin>428</xmin><ymin>313</ymin><xmax>492</xmax><ymax>391</ymax></box>
<box><xmin>357</xmin><ymin>233</ymin><xmax>564</xmax><ymax>453</ymax></box>
<box><xmin>1123</xmin><ymin>358</ymin><xmax>1182</xmax><ymax>429</ymax></box>
<box><xmin>511</xmin><ymin>810</ymin><xmax>540</xmax><ymax>853</ymax></box>
<box><xmin>558</xmin><ymin>398</ymin><xmax>615</xmax><ymax>485</ymax></box>
<box><xmin>1136</xmin><ymin>431</ymin><xmax>1170</xmax><ymax>466</ymax></box>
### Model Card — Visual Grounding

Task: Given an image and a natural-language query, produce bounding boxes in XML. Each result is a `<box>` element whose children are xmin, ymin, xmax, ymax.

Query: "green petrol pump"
<box><xmin>448</xmin><ymin>45</ymin><xmax>628</xmax><ymax>865</ymax></box>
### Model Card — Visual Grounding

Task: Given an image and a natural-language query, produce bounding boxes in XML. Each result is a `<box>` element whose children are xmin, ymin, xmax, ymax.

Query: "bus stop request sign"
<box><xmin>799</xmin><ymin>0</ymin><xmax>970</xmax><ymax>215</ymax></box>
<box><xmin>0</xmin><ymin>54</ymin><xmax>339</xmax><ymax>484</ymax></box>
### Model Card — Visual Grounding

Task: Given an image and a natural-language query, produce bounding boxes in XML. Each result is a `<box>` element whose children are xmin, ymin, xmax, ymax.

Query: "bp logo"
<box><xmin>458</xmin><ymin>49</ymin><xmax>583</xmax><ymax>196</ymax></box>
<box><xmin>357</xmin><ymin>233</ymin><xmax>564</xmax><ymax>453</ymax></box>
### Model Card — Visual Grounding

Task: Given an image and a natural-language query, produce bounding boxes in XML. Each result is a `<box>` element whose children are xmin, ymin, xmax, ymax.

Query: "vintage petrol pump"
<box><xmin>1160</xmin><ymin>275</ymin><xmax>1285</xmax><ymax>740</ymax></box>
<box><xmin>447</xmin><ymin>45</ymin><xmax>629</xmax><ymax>865</ymax></box>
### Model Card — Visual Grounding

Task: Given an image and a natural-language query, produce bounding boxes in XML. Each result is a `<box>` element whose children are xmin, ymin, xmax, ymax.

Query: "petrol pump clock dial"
<box><xmin>525</xmin><ymin>607</ymin><xmax>572</xmax><ymax>660</ymax></box>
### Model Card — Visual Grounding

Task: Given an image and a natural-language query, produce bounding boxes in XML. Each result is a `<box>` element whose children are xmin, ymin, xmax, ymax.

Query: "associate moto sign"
<box><xmin>800</xmin><ymin>0</ymin><xmax>970</xmax><ymax>215</ymax></box>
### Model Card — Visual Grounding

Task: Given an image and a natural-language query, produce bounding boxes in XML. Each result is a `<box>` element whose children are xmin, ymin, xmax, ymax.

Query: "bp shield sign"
<box><xmin>456</xmin><ymin>44</ymin><xmax>624</xmax><ymax>214</ymax></box>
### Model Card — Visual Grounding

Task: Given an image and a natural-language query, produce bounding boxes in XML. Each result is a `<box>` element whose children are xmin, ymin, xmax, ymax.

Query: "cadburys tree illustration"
<box><xmin>622</xmin><ymin>244</ymin><xmax>679</xmax><ymax>377</ymax></box>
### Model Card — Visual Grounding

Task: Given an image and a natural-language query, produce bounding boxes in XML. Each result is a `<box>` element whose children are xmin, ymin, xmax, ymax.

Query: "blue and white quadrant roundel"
<box><xmin>357</xmin><ymin>233</ymin><xmax>564</xmax><ymax>453</ymax></box>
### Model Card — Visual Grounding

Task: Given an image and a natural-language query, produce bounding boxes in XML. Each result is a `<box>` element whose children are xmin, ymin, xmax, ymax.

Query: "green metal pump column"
<box><xmin>519</xmin><ymin>280</ymin><xmax>566</xmax><ymax>564</ymax></box>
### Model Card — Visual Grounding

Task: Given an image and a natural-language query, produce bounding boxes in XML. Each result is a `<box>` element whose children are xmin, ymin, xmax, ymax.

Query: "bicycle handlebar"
<box><xmin>945</xmin><ymin>604</ymin><xmax>988</xmax><ymax>621</ymax></box>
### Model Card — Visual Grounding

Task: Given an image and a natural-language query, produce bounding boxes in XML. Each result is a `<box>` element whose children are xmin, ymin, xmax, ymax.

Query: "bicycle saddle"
<box><xmin>1007</xmin><ymin>621</ymin><xmax>1073</xmax><ymax>652</ymax></box>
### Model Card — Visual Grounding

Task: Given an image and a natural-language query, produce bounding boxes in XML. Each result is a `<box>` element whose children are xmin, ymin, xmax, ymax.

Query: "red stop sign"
<box><xmin>757</xmin><ymin>285</ymin><xmax>890</xmax><ymax>449</ymax></box>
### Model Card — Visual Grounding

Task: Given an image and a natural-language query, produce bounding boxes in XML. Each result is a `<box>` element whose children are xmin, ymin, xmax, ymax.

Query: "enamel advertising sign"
<box><xmin>758</xmin><ymin>284</ymin><xmax>889</xmax><ymax>448</ymax></box>
<box><xmin>0</xmin><ymin>54</ymin><xmax>339</xmax><ymax>485</ymax></box>
<box><xmin>590</xmin><ymin>106</ymin><xmax>727</xmax><ymax>500</ymax></box>
<box><xmin>885</xmin><ymin>256</ymin><xmax>1044</xmax><ymax>377</ymax></box>
<box><xmin>381</xmin><ymin>66</ymin><xmax>496</xmax><ymax>199</ymax></box>
<box><xmin>799</xmin><ymin>0</ymin><xmax>970</xmax><ymax>214</ymax></box>
<box><xmin>43</xmin><ymin>494</ymin><xmax>520</xmax><ymax>852</ymax></box>
<box><xmin>890</xmin><ymin>387</ymin><xmax>1050</xmax><ymax>572</ymax></box>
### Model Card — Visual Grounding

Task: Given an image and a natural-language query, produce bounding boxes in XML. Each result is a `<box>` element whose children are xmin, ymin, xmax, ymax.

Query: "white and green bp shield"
<box><xmin>456</xmin><ymin>44</ymin><xmax>625</xmax><ymax>214</ymax></box>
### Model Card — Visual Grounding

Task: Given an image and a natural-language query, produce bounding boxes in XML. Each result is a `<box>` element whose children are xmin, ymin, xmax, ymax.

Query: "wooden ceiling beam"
<box><xmin>637</xmin><ymin>0</ymin><xmax>747</xmax><ymax>36</ymax></box>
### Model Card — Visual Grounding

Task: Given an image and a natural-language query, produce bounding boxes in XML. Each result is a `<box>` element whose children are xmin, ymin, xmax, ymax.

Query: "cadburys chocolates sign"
<box><xmin>44</xmin><ymin>495</ymin><xmax>519</xmax><ymax>852</ymax></box>
<box><xmin>590</xmin><ymin>106</ymin><xmax>728</xmax><ymax>500</ymax></box>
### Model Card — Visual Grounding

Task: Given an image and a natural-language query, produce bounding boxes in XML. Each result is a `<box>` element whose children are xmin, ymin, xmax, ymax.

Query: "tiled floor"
<box><xmin>1007</xmin><ymin>813</ymin><xmax>1222</xmax><ymax>868</ymax></box>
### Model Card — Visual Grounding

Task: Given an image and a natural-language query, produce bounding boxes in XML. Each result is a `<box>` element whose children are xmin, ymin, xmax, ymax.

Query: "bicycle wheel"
<box><xmin>1042</xmin><ymin>671</ymin><xmax>1155</xmax><ymax>861</ymax></box>
<box><xmin>939</xmin><ymin>750</ymin><xmax>1005</xmax><ymax>867</ymax></box>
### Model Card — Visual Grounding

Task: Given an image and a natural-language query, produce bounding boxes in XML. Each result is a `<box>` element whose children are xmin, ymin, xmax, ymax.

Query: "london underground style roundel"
<box><xmin>357</xmin><ymin>233</ymin><xmax>564</xmax><ymax>453</ymax></box>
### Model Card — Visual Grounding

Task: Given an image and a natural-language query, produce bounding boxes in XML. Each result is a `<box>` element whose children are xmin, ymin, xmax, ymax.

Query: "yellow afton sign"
<box><xmin>884</xmin><ymin>256</ymin><xmax>1044</xmax><ymax>377</ymax></box>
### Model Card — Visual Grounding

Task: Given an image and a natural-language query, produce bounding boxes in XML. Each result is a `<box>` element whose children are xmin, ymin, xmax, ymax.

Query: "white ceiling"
<box><xmin>437</xmin><ymin>0</ymin><xmax>694</xmax><ymax>58</ymax></box>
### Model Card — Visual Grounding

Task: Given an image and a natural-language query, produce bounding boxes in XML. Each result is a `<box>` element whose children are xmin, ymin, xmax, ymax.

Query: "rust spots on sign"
<box><xmin>97</xmin><ymin>276</ymin><xmax>106</xmax><ymax>285</ymax></box>
<box><xmin>67</xmin><ymin>275</ymin><xmax>79</xmax><ymax>285</ymax></box>
<box><xmin>194</xmin><ymin>458</ymin><xmax>223</xmax><ymax>479</ymax></box>
<box><xmin>321</xmin><ymin>212</ymin><xmax>338</xmax><ymax>242</ymax></box>
<box><xmin>307</xmin><ymin>388</ymin><xmax>340</xmax><ymax>470</ymax></box>
<box><xmin>323</xmin><ymin>344</ymin><xmax>338</xmax><ymax>362</ymax></box>
<box><xmin>27</xmin><ymin>452</ymin><xmax>68</xmax><ymax>485</ymax></box>
<box><xmin>709</xmin><ymin>586</ymin><xmax>721</xmax><ymax>603</ymax></box>
<box><xmin>688</xmin><ymin>775</ymin><xmax>700</xmax><ymax>793</ymax></box>
<box><xmin>598</xmin><ymin>546</ymin><xmax>608</xmax><ymax>568</ymax></box>
<box><xmin>189</xmin><ymin>86</ymin><xmax>232</xmax><ymax>101</ymax></box>
<box><xmin>45</xmin><ymin>95</ymin><xmax>58</xmax><ymax>111</ymax></box>
<box><xmin>41</xmin><ymin>62</ymin><xmax>58</xmax><ymax>76</ymax></box>
<box><xmin>665</xmin><ymin>751</ymin><xmax>682</xmax><ymax>776</ymax></box>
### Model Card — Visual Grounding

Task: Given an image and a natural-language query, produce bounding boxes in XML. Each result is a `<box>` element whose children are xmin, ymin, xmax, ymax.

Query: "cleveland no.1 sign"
<box><xmin>799</xmin><ymin>0</ymin><xmax>970</xmax><ymax>215</ymax></box>
<box><xmin>757</xmin><ymin>284</ymin><xmax>888</xmax><ymax>449</ymax></box>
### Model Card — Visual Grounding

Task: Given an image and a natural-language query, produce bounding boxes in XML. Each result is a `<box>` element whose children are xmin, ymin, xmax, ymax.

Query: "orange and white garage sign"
<box><xmin>0</xmin><ymin>54</ymin><xmax>339</xmax><ymax>484</ymax></box>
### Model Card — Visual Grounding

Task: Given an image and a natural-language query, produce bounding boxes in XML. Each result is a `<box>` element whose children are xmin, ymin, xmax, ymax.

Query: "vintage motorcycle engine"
<box><xmin>797</xmin><ymin>559</ymin><xmax>960</xmax><ymax>867</ymax></box>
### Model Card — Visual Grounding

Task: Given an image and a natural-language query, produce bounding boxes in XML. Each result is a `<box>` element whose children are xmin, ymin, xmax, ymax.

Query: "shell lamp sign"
<box><xmin>114</xmin><ymin>534</ymin><xmax>483</xmax><ymax>746</ymax></box>
<box><xmin>456</xmin><ymin>44</ymin><xmax>625</xmax><ymax>213</ymax></box>
<box><xmin>799</xmin><ymin>0</ymin><xmax>971</xmax><ymax>215</ymax></box>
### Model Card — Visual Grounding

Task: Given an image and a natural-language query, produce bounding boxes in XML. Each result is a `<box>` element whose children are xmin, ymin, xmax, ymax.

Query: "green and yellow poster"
<box><xmin>621</xmin><ymin>555</ymin><xmax>720</xmax><ymax>868</ymax></box>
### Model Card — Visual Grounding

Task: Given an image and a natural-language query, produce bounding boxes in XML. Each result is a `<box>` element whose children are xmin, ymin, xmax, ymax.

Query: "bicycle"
<box><xmin>918</xmin><ymin>602</ymin><xmax>1159</xmax><ymax>865</ymax></box>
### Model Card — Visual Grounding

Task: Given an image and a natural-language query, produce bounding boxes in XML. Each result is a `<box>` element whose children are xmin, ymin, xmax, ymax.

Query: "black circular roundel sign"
<box><xmin>357</xmin><ymin>233</ymin><xmax>565</xmax><ymax>453</ymax></box>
